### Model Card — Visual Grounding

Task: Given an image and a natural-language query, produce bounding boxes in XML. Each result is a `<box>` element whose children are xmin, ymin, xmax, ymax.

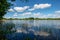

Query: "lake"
<box><xmin>1</xmin><ymin>20</ymin><xmax>60</xmax><ymax>40</ymax></box>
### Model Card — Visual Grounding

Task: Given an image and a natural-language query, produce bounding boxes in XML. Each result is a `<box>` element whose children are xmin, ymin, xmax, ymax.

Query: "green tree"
<box><xmin>0</xmin><ymin>0</ymin><xmax>11</xmax><ymax>20</ymax></box>
<box><xmin>0</xmin><ymin>0</ymin><xmax>28</xmax><ymax>20</ymax></box>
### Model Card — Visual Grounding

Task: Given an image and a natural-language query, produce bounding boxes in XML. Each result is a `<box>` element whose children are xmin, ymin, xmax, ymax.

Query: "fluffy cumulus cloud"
<box><xmin>29</xmin><ymin>3</ymin><xmax>51</xmax><ymax>11</ymax></box>
<box><xmin>34</xmin><ymin>11</ymin><xmax>60</xmax><ymax>18</ymax></box>
<box><xmin>38</xmin><ymin>10</ymin><xmax>60</xmax><ymax>18</ymax></box>
<box><xmin>8</xmin><ymin>4</ymin><xmax>51</xmax><ymax>12</ymax></box>
<box><xmin>18</xmin><ymin>10</ymin><xmax>60</xmax><ymax>18</ymax></box>
<box><xmin>33</xmin><ymin>13</ymin><xmax>46</xmax><ymax>18</ymax></box>
<box><xmin>19</xmin><ymin>12</ymin><xmax>31</xmax><ymax>16</ymax></box>
<box><xmin>33</xmin><ymin>13</ymin><xmax>41</xmax><ymax>17</ymax></box>
<box><xmin>23</xmin><ymin>12</ymin><xmax>31</xmax><ymax>15</ymax></box>
<box><xmin>18</xmin><ymin>12</ymin><xmax>43</xmax><ymax>18</ymax></box>
<box><xmin>8</xmin><ymin>8</ymin><xmax>14</xmax><ymax>12</ymax></box>
<box><xmin>55</xmin><ymin>10</ymin><xmax>60</xmax><ymax>13</ymax></box>
<box><xmin>13</xmin><ymin>13</ymin><xmax>17</xmax><ymax>16</ymax></box>
<box><xmin>14</xmin><ymin>6</ymin><xmax>29</xmax><ymax>12</ymax></box>
<box><xmin>34</xmin><ymin>3</ymin><xmax>51</xmax><ymax>9</ymax></box>
<box><xmin>8</xmin><ymin>6</ymin><xmax>29</xmax><ymax>12</ymax></box>
<box><xmin>19</xmin><ymin>12</ymin><xmax>32</xmax><ymax>18</ymax></box>
<box><xmin>54</xmin><ymin>10</ymin><xmax>60</xmax><ymax>18</ymax></box>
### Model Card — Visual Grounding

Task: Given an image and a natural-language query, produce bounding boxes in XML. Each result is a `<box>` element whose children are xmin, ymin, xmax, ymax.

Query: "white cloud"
<box><xmin>19</xmin><ymin>12</ymin><xmax>32</xmax><ymax>18</ymax></box>
<box><xmin>33</xmin><ymin>10</ymin><xmax>60</xmax><ymax>18</ymax></box>
<box><xmin>14</xmin><ymin>6</ymin><xmax>29</xmax><ymax>12</ymax></box>
<box><xmin>29</xmin><ymin>3</ymin><xmax>51</xmax><ymax>11</ymax></box>
<box><xmin>40</xmin><ymin>11</ymin><xmax>60</xmax><ymax>18</ymax></box>
<box><xmin>28</xmin><ymin>8</ymin><xmax>35</xmax><ymax>11</ymax></box>
<box><xmin>13</xmin><ymin>13</ymin><xmax>17</xmax><ymax>16</ymax></box>
<box><xmin>33</xmin><ymin>13</ymin><xmax>41</xmax><ymax>17</ymax></box>
<box><xmin>19</xmin><ymin>12</ymin><xmax>42</xmax><ymax>18</ymax></box>
<box><xmin>12</xmin><ymin>10</ymin><xmax>60</xmax><ymax>18</ymax></box>
<box><xmin>34</xmin><ymin>3</ymin><xmax>51</xmax><ymax>9</ymax></box>
<box><xmin>19</xmin><ymin>12</ymin><xmax>31</xmax><ymax>16</ymax></box>
<box><xmin>23</xmin><ymin>12</ymin><xmax>31</xmax><ymax>15</ymax></box>
<box><xmin>8</xmin><ymin>8</ymin><xmax>14</xmax><ymax>12</ymax></box>
<box><xmin>55</xmin><ymin>10</ymin><xmax>60</xmax><ymax>13</ymax></box>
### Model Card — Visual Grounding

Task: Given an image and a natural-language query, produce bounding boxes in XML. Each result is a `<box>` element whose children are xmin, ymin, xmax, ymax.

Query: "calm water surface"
<box><xmin>2</xmin><ymin>20</ymin><xmax>60</xmax><ymax>40</ymax></box>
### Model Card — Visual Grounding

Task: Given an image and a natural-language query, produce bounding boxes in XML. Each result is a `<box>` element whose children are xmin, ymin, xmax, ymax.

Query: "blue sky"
<box><xmin>4</xmin><ymin>0</ymin><xmax>60</xmax><ymax>18</ymax></box>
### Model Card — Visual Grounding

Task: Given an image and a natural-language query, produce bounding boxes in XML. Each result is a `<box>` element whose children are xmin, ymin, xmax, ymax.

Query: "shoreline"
<box><xmin>2</xmin><ymin>19</ymin><xmax>60</xmax><ymax>20</ymax></box>
<box><xmin>2</xmin><ymin>18</ymin><xmax>60</xmax><ymax>20</ymax></box>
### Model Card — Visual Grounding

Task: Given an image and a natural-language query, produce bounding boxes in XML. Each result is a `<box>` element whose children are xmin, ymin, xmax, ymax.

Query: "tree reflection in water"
<box><xmin>0</xmin><ymin>20</ymin><xmax>60</xmax><ymax>40</ymax></box>
<box><xmin>0</xmin><ymin>21</ymin><xmax>16</xmax><ymax>40</ymax></box>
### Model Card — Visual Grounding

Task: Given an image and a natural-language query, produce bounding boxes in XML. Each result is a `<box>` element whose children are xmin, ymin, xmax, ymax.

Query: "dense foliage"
<box><xmin>0</xmin><ymin>0</ymin><xmax>11</xmax><ymax>20</ymax></box>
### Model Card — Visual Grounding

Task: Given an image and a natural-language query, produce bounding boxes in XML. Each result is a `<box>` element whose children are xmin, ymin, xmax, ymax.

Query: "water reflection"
<box><xmin>1</xmin><ymin>20</ymin><xmax>60</xmax><ymax>40</ymax></box>
<box><xmin>0</xmin><ymin>21</ymin><xmax>16</xmax><ymax>40</ymax></box>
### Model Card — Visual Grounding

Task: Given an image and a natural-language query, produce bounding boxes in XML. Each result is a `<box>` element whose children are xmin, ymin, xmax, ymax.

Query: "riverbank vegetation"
<box><xmin>3</xmin><ymin>17</ymin><xmax>60</xmax><ymax>20</ymax></box>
